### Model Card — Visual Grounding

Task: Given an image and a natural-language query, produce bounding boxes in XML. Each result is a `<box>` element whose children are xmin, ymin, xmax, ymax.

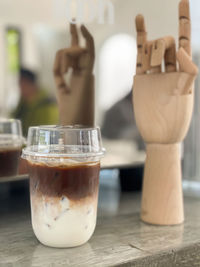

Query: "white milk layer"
<box><xmin>31</xmin><ymin>195</ymin><xmax>97</xmax><ymax>248</ymax></box>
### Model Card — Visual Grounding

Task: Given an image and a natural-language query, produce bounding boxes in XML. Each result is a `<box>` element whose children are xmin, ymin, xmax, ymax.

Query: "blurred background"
<box><xmin>0</xmin><ymin>0</ymin><xmax>200</xmax><ymax>185</ymax></box>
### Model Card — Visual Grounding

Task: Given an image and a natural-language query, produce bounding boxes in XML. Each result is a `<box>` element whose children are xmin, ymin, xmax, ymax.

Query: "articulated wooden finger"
<box><xmin>61</xmin><ymin>52</ymin><xmax>70</xmax><ymax>75</ymax></box>
<box><xmin>61</xmin><ymin>47</ymin><xmax>87</xmax><ymax>73</ymax></box>
<box><xmin>135</xmin><ymin>15</ymin><xmax>147</xmax><ymax>74</ymax></box>
<box><xmin>165</xmin><ymin>41</ymin><xmax>176</xmax><ymax>73</ymax></box>
<box><xmin>70</xmin><ymin>23</ymin><xmax>79</xmax><ymax>46</ymax></box>
<box><xmin>177</xmin><ymin>48</ymin><xmax>198</xmax><ymax>94</ymax></box>
<box><xmin>62</xmin><ymin>47</ymin><xmax>87</xmax><ymax>57</ymax></box>
<box><xmin>151</xmin><ymin>40</ymin><xmax>164</xmax><ymax>67</ymax></box>
<box><xmin>142</xmin><ymin>41</ymin><xmax>152</xmax><ymax>72</ymax></box>
<box><xmin>149</xmin><ymin>66</ymin><xmax>162</xmax><ymax>73</ymax></box>
<box><xmin>179</xmin><ymin>0</ymin><xmax>191</xmax><ymax>57</ymax></box>
<box><xmin>151</xmin><ymin>36</ymin><xmax>176</xmax><ymax>73</ymax></box>
<box><xmin>53</xmin><ymin>50</ymin><xmax>70</xmax><ymax>92</ymax></box>
<box><xmin>81</xmin><ymin>25</ymin><xmax>95</xmax><ymax>59</ymax></box>
<box><xmin>54</xmin><ymin>50</ymin><xmax>62</xmax><ymax>76</ymax></box>
<box><xmin>177</xmin><ymin>48</ymin><xmax>198</xmax><ymax>75</ymax></box>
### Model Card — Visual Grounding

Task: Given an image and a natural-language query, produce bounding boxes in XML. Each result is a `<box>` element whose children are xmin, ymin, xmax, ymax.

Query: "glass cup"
<box><xmin>22</xmin><ymin>125</ymin><xmax>105</xmax><ymax>248</ymax></box>
<box><xmin>0</xmin><ymin>118</ymin><xmax>24</xmax><ymax>177</ymax></box>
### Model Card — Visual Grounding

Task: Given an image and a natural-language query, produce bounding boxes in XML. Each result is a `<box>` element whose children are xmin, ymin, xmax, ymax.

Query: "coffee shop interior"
<box><xmin>1</xmin><ymin>0</ymin><xmax>200</xmax><ymax>266</ymax></box>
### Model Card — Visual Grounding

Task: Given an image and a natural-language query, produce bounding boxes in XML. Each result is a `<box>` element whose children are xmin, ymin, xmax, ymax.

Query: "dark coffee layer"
<box><xmin>0</xmin><ymin>148</ymin><xmax>21</xmax><ymax>177</ymax></box>
<box><xmin>28</xmin><ymin>162</ymin><xmax>100</xmax><ymax>200</ymax></box>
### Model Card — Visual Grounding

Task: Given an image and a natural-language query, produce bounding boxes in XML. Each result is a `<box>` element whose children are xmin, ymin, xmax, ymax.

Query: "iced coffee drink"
<box><xmin>22</xmin><ymin>126</ymin><xmax>104</xmax><ymax>248</ymax></box>
<box><xmin>0</xmin><ymin>119</ymin><xmax>23</xmax><ymax>177</ymax></box>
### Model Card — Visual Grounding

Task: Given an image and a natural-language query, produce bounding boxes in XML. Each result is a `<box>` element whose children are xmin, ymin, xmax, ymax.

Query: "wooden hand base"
<box><xmin>141</xmin><ymin>143</ymin><xmax>184</xmax><ymax>225</ymax></box>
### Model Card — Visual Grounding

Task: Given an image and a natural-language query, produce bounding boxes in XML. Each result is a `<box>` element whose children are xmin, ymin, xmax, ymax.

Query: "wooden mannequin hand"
<box><xmin>133</xmin><ymin>0</ymin><xmax>198</xmax><ymax>225</ymax></box>
<box><xmin>133</xmin><ymin>0</ymin><xmax>198</xmax><ymax>145</ymax></box>
<box><xmin>53</xmin><ymin>24</ymin><xmax>95</xmax><ymax>126</ymax></box>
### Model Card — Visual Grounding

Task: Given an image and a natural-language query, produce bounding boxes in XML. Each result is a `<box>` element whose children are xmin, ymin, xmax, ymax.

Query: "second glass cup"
<box><xmin>22</xmin><ymin>125</ymin><xmax>105</xmax><ymax>248</ymax></box>
<box><xmin>0</xmin><ymin>118</ymin><xmax>24</xmax><ymax>177</ymax></box>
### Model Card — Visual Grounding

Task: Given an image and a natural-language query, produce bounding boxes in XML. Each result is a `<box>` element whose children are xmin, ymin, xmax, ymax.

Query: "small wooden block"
<box><xmin>151</xmin><ymin>40</ymin><xmax>165</xmax><ymax>67</ymax></box>
<box><xmin>141</xmin><ymin>43</ymin><xmax>151</xmax><ymax>72</ymax></box>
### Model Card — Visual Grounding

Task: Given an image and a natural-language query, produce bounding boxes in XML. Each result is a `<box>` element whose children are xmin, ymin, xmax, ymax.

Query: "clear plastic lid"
<box><xmin>22</xmin><ymin>125</ymin><xmax>105</xmax><ymax>163</ymax></box>
<box><xmin>0</xmin><ymin>118</ymin><xmax>24</xmax><ymax>148</ymax></box>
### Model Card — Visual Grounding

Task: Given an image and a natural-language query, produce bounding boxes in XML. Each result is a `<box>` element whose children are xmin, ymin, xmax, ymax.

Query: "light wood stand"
<box><xmin>141</xmin><ymin>144</ymin><xmax>184</xmax><ymax>225</ymax></box>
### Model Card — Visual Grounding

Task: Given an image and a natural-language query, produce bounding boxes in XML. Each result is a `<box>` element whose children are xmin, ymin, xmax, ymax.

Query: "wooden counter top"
<box><xmin>0</xmin><ymin>180</ymin><xmax>200</xmax><ymax>266</ymax></box>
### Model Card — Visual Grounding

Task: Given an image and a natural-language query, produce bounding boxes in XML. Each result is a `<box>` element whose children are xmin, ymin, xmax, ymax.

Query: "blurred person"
<box><xmin>101</xmin><ymin>90</ymin><xmax>144</xmax><ymax>150</ymax></box>
<box><xmin>12</xmin><ymin>68</ymin><xmax>58</xmax><ymax>136</ymax></box>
